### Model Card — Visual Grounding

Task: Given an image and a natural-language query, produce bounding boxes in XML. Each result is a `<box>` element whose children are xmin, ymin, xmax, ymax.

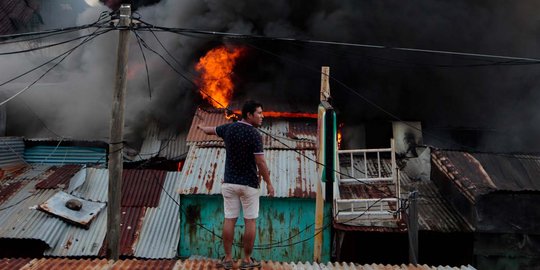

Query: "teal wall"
<box><xmin>179</xmin><ymin>195</ymin><xmax>331</xmax><ymax>262</ymax></box>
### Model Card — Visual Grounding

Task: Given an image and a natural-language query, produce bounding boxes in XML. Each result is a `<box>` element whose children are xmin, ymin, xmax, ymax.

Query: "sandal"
<box><xmin>216</xmin><ymin>257</ymin><xmax>234</xmax><ymax>269</ymax></box>
<box><xmin>240</xmin><ymin>257</ymin><xmax>261</xmax><ymax>269</ymax></box>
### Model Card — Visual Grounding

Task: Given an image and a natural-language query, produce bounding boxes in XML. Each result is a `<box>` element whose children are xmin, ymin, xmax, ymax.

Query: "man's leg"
<box><xmin>243</xmin><ymin>218</ymin><xmax>257</xmax><ymax>262</ymax></box>
<box><xmin>239</xmin><ymin>185</ymin><xmax>260</xmax><ymax>263</ymax></box>
<box><xmin>223</xmin><ymin>217</ymin><xmax>237</xmax><ymax>261</ymax></box>
<box><xmin>222</xmin><ymin>184</ymin><xmax>241</xmax><ymax>262</ymax></box>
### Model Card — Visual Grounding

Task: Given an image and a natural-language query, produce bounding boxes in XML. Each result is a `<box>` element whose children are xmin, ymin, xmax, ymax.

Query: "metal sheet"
<box><xmin>23</xmin><ymin>146</ymin><xmax>106</xmax><ymax>165</ymax></box>
<box><xmin>160</xmin><ymin>133</ymin><xmax>189</xmax><ymax>160</ymax></box>
<box><xmin>178</xmin><ymin>196</ymin><xmax>332</xmax><ymax>262</ymax></box>
<box><xmin>400</xmin><ymin>171</ymin><xmax>474</xmax><ymax>233</ymax></box>
<box><xmin>38</xmin><ymin>191</ymin><xmax>105</xmax><ymax>228</ymax></box>
<box><xmin>35</xmin><ymin>165</ymin><xmax>82</xmax><ymax>189</ymax></box>
<box><xmin>134</xmin><ymin>172</ymin><xmax>181</xmax><ymax>259</ymax></box>
<box><xmin>70</xmin><ymin>168</ymin><xmax>108</xmax><ymax>202</ymax></box>
<box><xmin>0</xmin><ymin>180</ymin><xmax>67</xmax><ymax>247</ymax></box>
<box><xmin>177</xmin><ymin>147</ymin><xmax>317</xmax><ymax>198</ymax></box>
<box><xmin>44</xmin><ymin>205</ymin><xmax>107</xmax><ymax>256</ymax></box>
<box><xmin>119</xmin><ymin>207</ymin><xmax>146</xmax><ymax>256</ymax></box>
<box><xmin>0</xmin><ymin>258</ymin><xmax>478</xmax><ymax>270</ymax></box>
<box><xmin>0</xmin><ymin>137</ymin><xmax>25</xmax><ymax>169</ymax></box>
<box><xmin>121</xmin><ymin>169</ymin><xmax>166</xmax><ymax>207</ymax></box>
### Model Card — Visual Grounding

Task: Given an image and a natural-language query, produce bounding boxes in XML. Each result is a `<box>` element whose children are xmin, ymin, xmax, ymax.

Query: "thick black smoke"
<box><xmin>4</xmin><ymin>0</ymin><xmax>540</xmax><ymax>153</ymax></box>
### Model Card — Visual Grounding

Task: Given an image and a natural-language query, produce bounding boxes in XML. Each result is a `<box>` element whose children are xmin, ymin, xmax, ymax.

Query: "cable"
<box><xmin>0</xmin><ymin>11</ymin><xmax>111</xmax><ymax>40</ymax></box>
<box><xmin>132</xmin><ymin>30</ymin><xmax>153</xmax><ymax>99</ymax></box>
<box><xmin>0</xmin><ymin>26</ymin><xmax>111</xmax><ymax>56</ymax></box>
<box><xmin>139</xmin><ymin>24</ymin><xmax>540</xmax><ymax>64</ymax></box>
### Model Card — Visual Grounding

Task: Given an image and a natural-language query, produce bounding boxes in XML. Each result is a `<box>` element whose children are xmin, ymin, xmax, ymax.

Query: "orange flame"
<box><xmin>337</xmin><ymin>123</ymin><xmax>344</xmax><ymax>149</ymax></box>
<box><xmin>196</xmin><ymin>46</ymin><xmax>245</xmax><ymax>108</ymax></box>
<box><xmin>231</xmin><ymin>110</ymin><xmax>317</xmax><ymax>119</ymax></box>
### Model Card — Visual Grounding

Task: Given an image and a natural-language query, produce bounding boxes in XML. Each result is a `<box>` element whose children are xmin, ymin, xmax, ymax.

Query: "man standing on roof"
<box><xmin>198</xmin><ymin>100</ymin><xmax>274</xmax><ymax>269</ymax></box>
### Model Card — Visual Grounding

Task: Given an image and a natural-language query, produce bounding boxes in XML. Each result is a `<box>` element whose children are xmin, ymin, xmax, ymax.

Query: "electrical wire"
<box><xmin>132</xmin><ymin>30</ymin><xmax>153</xmax><ymax>99</ymax></box>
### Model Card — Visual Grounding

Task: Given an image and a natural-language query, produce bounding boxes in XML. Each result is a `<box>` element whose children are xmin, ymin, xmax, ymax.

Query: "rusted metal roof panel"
<box><xmin>134</xmin><ymin>172</ymin><xmax>181</xmax><ymax>258</ymax></box>
<box><xmin>120</xmin><ymin>207</ymin><xmax>146</xmax><ymax>256</ymax></box>
<box><xmin>431</xmin><ymin>150</ymin><xmax>540</xmax><ymax>199</ymax></box>
<box><xmin>17</xmin><ymin>258</ymin><xmax>111</xmax><ymax>269</ymax></box>
<box><xmin>0</xmin><ymin>258</ymin><xmax>477</xmax><ymax>270</ymax></box>
<box><xmin>35</xmin><ymin>165</ymin><xmax>82</xmax><ymax>189</ymax></box>
<box><xmin>0</xmin><ymin>180</ymin><xmax>67</xmax><ymax>247</ymax></box>
<box><xmin>0</xmin><ymin>180</ymin><xmax>24</xmax><ymax>205</ymax></box>
<box><xmin>472</xmin><ymin>152</ymin><xmax>540</xmax><ymax>191</ymax></box>
<box><xmin>122</xmin><ymin>170</ymin><xmax>166</xmax><ymax>207</ymax></box>
<box><xmin>0</xmin><ymin>137</ymin><xmax>25</xmax><ymax>169</ymax></box>
<box><xmin>186</xmin><ymin>108</ymin><xmax>229</xmax><ymax>143</ymax></box>
<box><xmin>112</xmin><ymin>259</ymin><xmax>178</xmax><ymax>269</ymax></box>
<box><xmin>177</xmin><ymin>147</ymin><xmax>317</xmax><ymax>198</ymax></box>
<box><xmin>187</xmin><ymin>108</ymin><xmax>317</xmax><ymax>149</ymax></box>
<box><xmin>400</xmin><ymin>171</ymin><xmax>473</xmax><ymax>233</ymax></box>
<box><xmin>0</xmin><ymin>258</ymin><xmax>32</xmax><ymax>270</ymax></box>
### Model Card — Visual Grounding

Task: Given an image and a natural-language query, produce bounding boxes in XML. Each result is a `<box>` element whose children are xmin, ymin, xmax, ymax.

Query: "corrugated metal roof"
<box><xmin>0</xmin><ymin>258</ymin><xmax>32</xmax><ymax>270</ymax></box>
<box><xmin>177</xmin><ymin>147</ymin><xmax>317</xmax><ymax>198</ymax></box>
<box><xmin>400</xmin><ymin>171</ymin><xmax>474</xmax><ymax>233</ymax></box>
<box><xmin>136</xmin><ymin>125</ymin><xmax>188</xmax><ymax>161</ymax></box>
<box><xmin>0</xmin><ymin>137</ymin><xmax>26</xmax><ymax>169</ymax></box>
<box><xmin>44</xmin><ymin>205</ymin><xmax>107</xmax><ymax>256</ymax></box>
<box><xmin>24</xmin><ymin>146</ymin><xmax>106</xmax><ymax>165</ymax></box>
<box><xmin>0</xmin><ymin>258</ymin><xmax>477</xmax><ymax>270</ymax></box>
<box><xmin>186</xmin><ymin>108</ymin><xmax>317</xmax><ymax>149</ymax></box>
<box><xmin>432</xmin><ymin>150</ymin><xmax>540</xmax><ymax>199</ymax></box>
<box><xmin>122</xmin><ymin>170</ymin><xmax>166</xmax><ymax>207</ymax></box>
<box><xmin>0</xmin><ymin>180</ymin><xmax>67</xmax><ymax>247</ymax></box>
<box><xmin>134</xmin><ymin>172</ymin><xmax>181</xmax><ymax>258</ymax></box>
<box><xmin>120</xmin><ymin>207</ymin><xmax>146</xmax><ymax>256</ymax></box>
<box><xmin>35</xmin><ymin>165</ymin><xmax>82</xmax><ymax>189</ymax></box>
<box><xmin>71</xmin><ymin>167</ymin><xmax>108</xmax><ymax>202</ymax></box>
<box><xmin>160</xmin><ymin>133</ymin><xmax>189</xmax><ymax>160</ymax></box>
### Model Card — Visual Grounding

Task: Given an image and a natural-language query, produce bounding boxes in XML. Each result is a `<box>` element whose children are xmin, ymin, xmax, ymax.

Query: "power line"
<box><xmin>139</xmin><ymin>24</ymin><xmax>540</xmax><ymax>64</ymax></box>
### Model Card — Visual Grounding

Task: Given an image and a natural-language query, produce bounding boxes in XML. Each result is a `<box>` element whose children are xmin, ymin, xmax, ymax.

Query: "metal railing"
<box><xmin>334</xmin><ymin>139</ymin><xmax>401</xmax><ymax>223</ymax></box>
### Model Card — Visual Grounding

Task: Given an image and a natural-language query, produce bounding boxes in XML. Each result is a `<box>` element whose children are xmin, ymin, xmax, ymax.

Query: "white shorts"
<box><xmin>221</xmin><ymin>183</ymin><xmax>260</xmax><ymax>219</ymax></box>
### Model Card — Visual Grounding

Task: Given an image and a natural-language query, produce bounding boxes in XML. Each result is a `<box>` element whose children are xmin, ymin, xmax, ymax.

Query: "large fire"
<box><xmin>195</xmin><ymin>46</ymin><xmax>245</xmax><ymax>108</ymax></box>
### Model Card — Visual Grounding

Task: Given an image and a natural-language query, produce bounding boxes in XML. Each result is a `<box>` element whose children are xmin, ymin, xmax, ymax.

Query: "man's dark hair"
<box><xmin>242</xmin><ymin>100</ymin><xmax>263</xmax><ymax>119</ymax></box>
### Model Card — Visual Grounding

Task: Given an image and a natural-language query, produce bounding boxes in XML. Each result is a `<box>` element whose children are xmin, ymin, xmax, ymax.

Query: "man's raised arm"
<box><xmin>197</xmin><ymin>124</ymin><xmax>217</xmax><ymax>135</ymax></box>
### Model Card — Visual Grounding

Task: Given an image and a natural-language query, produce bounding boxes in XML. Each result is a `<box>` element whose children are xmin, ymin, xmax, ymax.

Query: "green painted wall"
<box><xmin>179</xmin><ymin>195</ymin><xmax>331</xmax><ymax>262</ymax></box>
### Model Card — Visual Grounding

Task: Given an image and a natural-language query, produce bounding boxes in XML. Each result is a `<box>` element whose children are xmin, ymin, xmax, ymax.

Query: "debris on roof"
<box><xmin>38</xmin><ymin>191</ymin><xmax>105</xmax><ymax>229</ymax></box>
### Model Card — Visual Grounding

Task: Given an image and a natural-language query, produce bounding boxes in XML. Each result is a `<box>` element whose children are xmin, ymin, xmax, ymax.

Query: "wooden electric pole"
<box><xmin>107</xmin><ymin>4</ymin><xmax>131</xmax><ymax>260</ymax></box>
<box><xmin>408</xmin><ymin>190</ymin><xmax>419</xmax><ymax>265</ymax></box>
<box><xmin>314</xmin><ymin>66</ymin><xmax>331</xmax><ymax>262</ymax></box>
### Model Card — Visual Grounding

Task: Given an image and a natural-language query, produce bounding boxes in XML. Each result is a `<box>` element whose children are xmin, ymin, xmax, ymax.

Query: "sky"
<box><xmin>2</xmin><ymin>0</ymin><xmax>540</xmax><ymax>153</ymax></box>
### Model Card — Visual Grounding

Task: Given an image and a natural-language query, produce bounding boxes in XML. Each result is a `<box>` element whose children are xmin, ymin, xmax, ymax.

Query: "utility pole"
<box><xmin>408</xmin><ymin>189</ymin><xmax>419</xmax><ymax>265</ymax></box>
<box><xmin>107</xmin><ymin>4</ymin><xmax>131</xmax><ymax>260</ymax></box>
<box><xmin>314</xmin><ymin>66</ymin><xmax>331</xmax><ymax>262</ymax></box>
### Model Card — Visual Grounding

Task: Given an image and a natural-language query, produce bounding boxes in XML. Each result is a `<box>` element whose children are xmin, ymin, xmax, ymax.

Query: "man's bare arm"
<box><xmin>255</xmin><ymin>154</ymin><xmax>274</xmax><ymax>197</ymax></box>
<box><xmin>197</xmin><ymin>124</ymin><xmax>217</xmax><ymax>135</ymax></box>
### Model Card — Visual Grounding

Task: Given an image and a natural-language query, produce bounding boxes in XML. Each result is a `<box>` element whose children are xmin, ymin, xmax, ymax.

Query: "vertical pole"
<box><xmin>408</xmin><ymin>190</ymin><xmax>419</xmax><ymax>265</ymax></box>
<box><xmin>314</xmin><ymin>66</ymin><xmax>330</xmax><ymax>262</ymax></box>
<box><xmin>107</xmin><ymin>4</ymin><xmax>131</xmax><ymax>261</ymax></box>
